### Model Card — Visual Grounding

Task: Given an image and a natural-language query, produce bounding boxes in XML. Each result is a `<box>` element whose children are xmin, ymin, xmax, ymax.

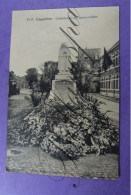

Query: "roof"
<box><xmin>85</xmin><ymin>48</ymin><xmax>101</xmax><ymax>58</ymax></box>
<box><xmin>78</xmin><ymin>47</ymin><xmax>101</xmax><ymax>60</ymax></box>
<box><xmin>108</xmin><ymin>40</ymin><xmax>119</xmax><ymax>53</ymax></box>
<box><xmin>100</xmin><ymin>40</ymin><xmax>119</xmax><ymax>59</ymax></box>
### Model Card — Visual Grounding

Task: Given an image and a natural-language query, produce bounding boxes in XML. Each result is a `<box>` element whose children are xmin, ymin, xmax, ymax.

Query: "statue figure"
<box><xmin>49</xmin><ymin>42</ymin><xmax>76</xmax><ymax>103</ymax></box>
<box><xmin>58</xmin><ymin>43</ymin><xmax>71</xmax><ymax>72</ymax></box>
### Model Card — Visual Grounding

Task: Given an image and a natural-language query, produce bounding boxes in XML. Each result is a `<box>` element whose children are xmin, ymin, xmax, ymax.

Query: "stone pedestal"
<box><xmin>50</xmin><ymin>74</ymin><xmax>76</xmax><ymax>103</ymax></box>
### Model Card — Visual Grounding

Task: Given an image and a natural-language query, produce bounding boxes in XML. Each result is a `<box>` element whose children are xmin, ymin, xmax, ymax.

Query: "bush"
<box><xmin>31</xmin><ymin>92</ymin><xmax>41</xmax><ymax>107</ymax></box>
<box><xmin>16</xmin><ymin>94</ymin><xmax>119</xmax><ymax>158</ymax></box>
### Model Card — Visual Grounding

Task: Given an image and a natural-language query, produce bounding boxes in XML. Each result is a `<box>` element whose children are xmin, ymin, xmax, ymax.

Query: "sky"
<box><xmin>9</xmin><ymin>7</ymin><xmax>119</xmax><ymax>76</ymax></box>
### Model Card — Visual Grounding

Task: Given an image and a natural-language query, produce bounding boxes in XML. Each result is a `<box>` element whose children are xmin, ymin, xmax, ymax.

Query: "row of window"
<box><xmin>100</xmin><ymin>75</ymin><xmax>119</xmax><ymax>89</ymax></box>
<box><xmin>111</xmin><ymin>55</ymin><xmax>119</xmax><ymax>67</ymax></box>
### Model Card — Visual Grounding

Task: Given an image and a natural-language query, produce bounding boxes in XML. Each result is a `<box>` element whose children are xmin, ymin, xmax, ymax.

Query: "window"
<box><xmin>103</xmin><ymin>77</ymin><xmax>105</xmax><ymax>88</ymax></box>
<box><xmin>116</xmin><ymin>56</ymin><xmax>119</xmax><ymax>66</ymax></box>
<box><xmin>106</xmin><ymin>78</ymin><xmax>108</xmax><ymax>88</ymax></box>
<box><xmin>112</xmin><ymin>59</ymin><xmax>115</xmax><ymax>66</ymax></box>
<box><xmin>111</xmin><ymin>75</ymin><xmax>115</xmax><ymax>89</ymax></box>
<box><xmin>116</xmin><ymin>74</ymin><xmax>119</xmax><ymax>89</ymax></box>
<box><xmin>109</xmin><ymin>76</ymin><xmax>111</xmax><ymax>89</ymax></box>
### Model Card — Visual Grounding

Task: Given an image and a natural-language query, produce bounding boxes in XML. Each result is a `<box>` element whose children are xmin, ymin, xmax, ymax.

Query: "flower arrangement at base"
<box><xmin>10</xmin><ymin>94</ymin><xmax>119</xmax><ymax>158</ymax></box>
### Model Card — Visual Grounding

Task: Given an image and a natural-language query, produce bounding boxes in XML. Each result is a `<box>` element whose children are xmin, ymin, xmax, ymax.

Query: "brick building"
<box><xmin>99</xmin><ymin>41</ymin><xmax>119</xmax><ymax>98</ymax></box>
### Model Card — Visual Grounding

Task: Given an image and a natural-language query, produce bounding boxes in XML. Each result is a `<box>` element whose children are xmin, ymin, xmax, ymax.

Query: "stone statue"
<box><xmin>49</xmin><ymin>42</ymin><xmax>76</xmax><ymax>103</ymax></box>
<box><xmin>58</xmin><ymin>43</ymin><xmax>71</xmax><ymax>72</ymax></box>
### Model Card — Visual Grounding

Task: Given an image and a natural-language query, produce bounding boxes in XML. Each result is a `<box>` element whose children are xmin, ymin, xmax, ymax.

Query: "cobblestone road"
<box><xmin>6</xmin><ymin>147</ymin><xmax>119</xmax><ymax>180</ymax></box>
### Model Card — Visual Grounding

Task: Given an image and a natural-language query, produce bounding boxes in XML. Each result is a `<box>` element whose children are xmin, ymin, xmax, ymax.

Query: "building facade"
<box><xmin>99</xmin><ymin>41</ymin><xmax>119</xmax><ymax>98</ymax></box>
<box><xmin>9</xmin><ymin>71</ymin><xmax>29</xmax><ymax>95</ymax></box>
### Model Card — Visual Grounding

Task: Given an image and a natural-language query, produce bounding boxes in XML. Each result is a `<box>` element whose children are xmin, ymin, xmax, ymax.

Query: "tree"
<box><xmin>83</xmin><ymin>69</ymin><xmax>95</xmax><ymax>93</ymax></box>
<box><xmin>25</xmin><ymin>68</ymin><xmax>38</xmax><ymax>89</ymax></box>
<box><xmin>40</xmin><ymin>61</ymin><xmax>58</xmax><ymax>80</ymax></box>
<box><xmin>39</xmin><ymin>74</ymin><xmax>51</xmax><ymax>96</ymax></box>
<box><xmin>70</xmin><ymin>60</ymin><xmax>87</xmax><ymax>96</ymax></box>
<box><xmin>70</xmin><ymin>61</ymin><xmax>99</xmax><ymax>96</ymax></box>
<box><xmin>39</xmin><ymin>62</ymin><xmax>58</xmax><ymax>96</ymax></box>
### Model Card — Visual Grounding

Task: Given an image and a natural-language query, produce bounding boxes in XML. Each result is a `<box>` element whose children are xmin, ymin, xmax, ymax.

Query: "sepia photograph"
<box><xmin>6</xmin><ymin>7</ymin><xmax>119</xmax><ymax>180</ymax></box>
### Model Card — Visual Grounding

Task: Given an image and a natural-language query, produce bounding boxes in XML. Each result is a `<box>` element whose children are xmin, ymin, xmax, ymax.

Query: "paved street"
<box><xmin>90</xmin><ymin>93</ymin><xmax>119</xmax><ymax>123</ymax></box>
<box><xmin>7</xmin><ymin>88</ymin><xmax>33</xmax><ymax>147</ymax></box>
<box><xmin>8</xmin><ymin>88</ymin><xmax>32</xmax><ymax>120</ymax></box>
<box><xmin>6</xmin><ymin>147</ymin><xmax>118</xmax><ymax>180</ymax></box>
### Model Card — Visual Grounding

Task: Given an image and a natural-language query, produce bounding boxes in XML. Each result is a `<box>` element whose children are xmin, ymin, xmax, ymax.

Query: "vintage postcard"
<box><xmin>6</xmin><ymin>7</ymin><xmax>119</xmax><ymax>180</ymax></box>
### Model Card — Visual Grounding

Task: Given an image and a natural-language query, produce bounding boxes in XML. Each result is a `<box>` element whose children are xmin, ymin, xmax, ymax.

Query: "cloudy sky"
<box><xmin>10</xmin><ymin>7</ymin><xmax>119</xmax><ymax>76</ymax></box>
